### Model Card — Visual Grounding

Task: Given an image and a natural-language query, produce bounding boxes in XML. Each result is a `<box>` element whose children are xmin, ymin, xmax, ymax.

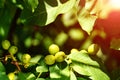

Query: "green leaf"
<box><xmin>0</xmin><ymin>62</ymin><xmax>9</xmax><ymax>80</ymax></box>
<box><xmin>0</xmin><ymin>0</ymin><xmax>5</xmax><ymax>8</ymax></box>
<box><xmin>77</xmin><ymin>77</ymin><xmax>87</xmax><ymax>80</ymax></box>
<box><xmin>36</xmin><ymin>66</ymin><xmax>48</xmax><ymax>73</ymax></box>
<box><xmin>30</xmin><ymin>55</ymin><xmax>42</xmax><ymax>63</ymax></box>
<box><xmin>72</xmin><ymin>64</ymin><xmax>90</xmax><ymax>76</ymax></box>
<box><xmin>68</xmin><ymin>50</ymin><xmax>99</xmax><ymax>67</ymax></box>
<box><xmin>110</xmin><ymin>38</ymin><xmax>120</xmax><ymax>50</ymax></box>
<box><xmin>49</xmin><ymin>64</ymin><xmax>70</xmax><ymax>80</ymax></box>
<box><xmin>19</xmin><ymin>0</ymin><xmax>38</xmax><ymax>23</ymax></box>
<box><xmin>70</xmin><ymin>71</ymin><xmax>77</xmax><ymax>80</ymax></box>
<box><xmin>25</xmin><ymin>0</ymin><xmax>39</xmax><ymax>12</ymax></box>
<box><xmin>18</xmin><ymin>72</ymin><xmax>36</xmax><ymax>80</ymax></box>
<box><xmin>24</xmin><ymin>0</ymin><xmax>76</xmax><ymax>26</ymax></box>
<box><xmin>19</xmin><ymin>8</ymin><xmax>33</xmax><ymax>23</ymax></box>
<box><xmin>72</xmin><ymin>63</ymin><xmax>110</xmax><ymax>80</ymax></box>
<box><xmin>36</xmin><ymin>78</ymin><xmax>46</xmax><ymax>80</ymax></box>
<box><xmin>0</xmin><ymin>73</ymin><xmax>9</xmax><ymax>80</ymax></box>
<box><xmin>86</xmin><ymin>66</ymin><xmax>110</xmax><ymax>80</ymax></box>
<box><xmin>77</xmin><ymin>8</ymin><xmax>97</xmax><ymax>35</ymax></box>
<box><xmin>0</xmin><ymin>1</ymin><xmax>16</xmax><ymax>40</ymax></box>
<box><xmin>0</xmin><ymin>62</ymin><xmax>5</xmax><ymax>73</ymax></box>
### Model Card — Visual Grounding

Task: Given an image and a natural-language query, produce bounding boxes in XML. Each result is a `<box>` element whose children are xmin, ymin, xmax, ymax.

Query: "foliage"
<box><xmin>0</xmin><ymin>0</ymin><xmax>120</xmax><ymax>80</ymax></box>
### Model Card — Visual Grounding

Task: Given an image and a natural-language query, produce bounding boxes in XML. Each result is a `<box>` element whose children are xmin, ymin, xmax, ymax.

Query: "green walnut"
<box><xmin>45</xmin><ymin>55</ymin><xmax>56</xmax><ymax>65</ymax></box>
<box><xmin>70</xmin><ymin>48</ymin><xmax>79</xmax><ymax>53</ymax></box>
<box><xmin>8</xmin><ymin>72</ymin><xmax>15</xmax><ymax>80</ymax></box>
<box><xmin>2</xmin><ymin>40</ymin><xmax>11</xmax><ymax>50</ymax></box>
<box><xmin>49</xmin><ymin>44</ymin><xmax>60</xmax><ymax>55</ymax></box>
<box><xmin>22</xmin><ymin>53</ymin><xmax>31</xmax><ymax>64</ymax></box>
<box><xmin>8</xmin><ymin>46</ymin><xmax>18</xmax><ymax>55</ymax></box>
<box><xmin>87</xmin><ymin>44</ymin><xmax>99</xmax><ymax>55</ymax></box>
<box><xmin>55</xmin><ymin>51</ymin><xmax>66</xmax><ymax>62</ymax></box>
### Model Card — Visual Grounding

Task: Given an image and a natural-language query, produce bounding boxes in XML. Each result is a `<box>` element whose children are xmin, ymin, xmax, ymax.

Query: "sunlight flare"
<box><xmin>109</xmin><ymin>0</ymin><xmax>120</xmax><ymax>10</ymax></box>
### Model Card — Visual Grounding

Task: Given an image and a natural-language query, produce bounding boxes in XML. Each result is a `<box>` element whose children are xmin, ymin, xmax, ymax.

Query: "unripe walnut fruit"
<box><xmin>2</xmin><ymin>40</ymin><xmax>11</xmax><ymax>50</ymax></box>
<box><xmin>45</xmin><ymin>55</ymin><xmax>56</xmax><ymax>65</ymax></box>
<box><xmin>87</xmin><ymin>44</ymin><xmax>99</xmax><ymax>55</ymax></box>
<box><xmin>49</xmin><ymin>44</ymin><xmax>60</xmax><ymax>55</ymax></box>
<box><xmin>55</xmin><ymin>51</ymin><xmax>66</xmax><ymax>62</ymax></box>
<box><xmin>8</xmin><ymin>72</ymin><xmax>15</xmax><ymax>80</ymax></box>
<box><xmin>70</xmin><ymin>48</ymin><xmax>79</xmax><ymax>53</ymax></box>
<box><xmin>22</xmin><ymin>53</ymin><xmax>31</xmax><ymax>64</ymax></box>
<box><xmin>8</xmin><ymin>46</ymin><xmax>18</xmax><ymax>55</ymax></box>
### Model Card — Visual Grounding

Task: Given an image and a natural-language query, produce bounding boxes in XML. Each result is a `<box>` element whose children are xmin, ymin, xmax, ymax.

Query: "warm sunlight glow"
<box><xmin>109</xmin><ymin>0</ymin><xmax>120</xmax><ymax>10</ymax></box>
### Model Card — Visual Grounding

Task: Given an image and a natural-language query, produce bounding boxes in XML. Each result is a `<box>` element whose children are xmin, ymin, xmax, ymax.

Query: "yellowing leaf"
<box><xmin>78</xmin><ymin>0</ymin><xmax>105</xmax><ymax>34</ymax></box>
<box><xmin>85</xmin><ymin>0</ymin><xmax>104</xmax><ymax>15</ymax></box>
<box><xmin>77</xmin><ymin>8</ymin><xmax>97</xmax><ymax>34</ymax></box>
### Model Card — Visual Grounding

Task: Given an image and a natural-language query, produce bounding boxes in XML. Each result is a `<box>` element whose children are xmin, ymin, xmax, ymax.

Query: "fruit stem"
<box><xmin>10</xmin><ymin>54</ymin><xmax>17</xmax><ymax>61</ymax></box>
<box><xmin>10</xmin><ymin>54</ymin><xmax>21</xmax><ymax>71</ymax></box>
<box><xmin>37</xmin><ymin>72</ymin><xmax>42</xmax><ymax>78</ymax></box>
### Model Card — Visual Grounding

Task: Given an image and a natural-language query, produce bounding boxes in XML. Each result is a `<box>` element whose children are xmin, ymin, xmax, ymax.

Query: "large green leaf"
<box><xmin>85</xmin><ymin>66</ymin><xmax>110</xmax><ymax>80</ymax></box>
<box><xmin>72</xmin><ymin>63</ymin><xmax>110</xmax><ymax>80</ymax></box>
<box><xmin>23</xmin><ymin>0</ymin><xmax>76</xmax><ymax>26</ymax></box>
<box><xmin>72</xmin><ymin>64</ymin><xmax>90</xmax><ymax>76</ymax></box>
<box><xmin>68</xmin><ymin>50</ymin><xmax>99</xmax><ymax>67</ymax></box>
